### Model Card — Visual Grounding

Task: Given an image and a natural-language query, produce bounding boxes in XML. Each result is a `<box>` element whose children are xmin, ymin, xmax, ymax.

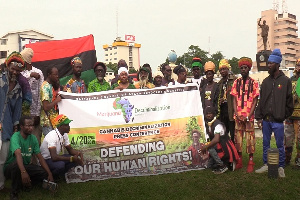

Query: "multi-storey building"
<box><xmin>0</xmin><ymin>29</ymin><xmax>53</xmax><ymax>63</ymax></box>
<box><xmin>257</xmin><ymin>9</ymin><xmax>299</xmax><ymax>69</ymax></box>
<box><xmin>103</xmin><ymin>37</ymin><xmax>141</xmax><ymax>70</ymax></box>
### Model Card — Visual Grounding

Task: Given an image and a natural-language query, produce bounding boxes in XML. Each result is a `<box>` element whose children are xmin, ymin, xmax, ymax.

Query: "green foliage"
<box><xmin>185</xmin><ymin>116</ymin><xmax>204</xmax><ymax>143</ymax></box>
<box><xmin>160</xmin><ymin>45</ymin><xmax>242</xmax><ymax>75</ymax></box>
<box><xmin>228</xmin><ymin>57</ymin><xmax>240</xmax><ymax>75</ymax></box>
<box><xmin>106</xmin><ymin>62</ymin><xmax>118</xmax><ymax>75</ymax></box>
<box><xmin>129</xmin><ymin>68</ymin><xmax>137</xmax><ymax>74</ymax></box>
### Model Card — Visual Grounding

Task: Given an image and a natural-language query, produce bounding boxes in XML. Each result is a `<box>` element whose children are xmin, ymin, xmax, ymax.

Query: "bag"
<box><xmin>42</xmin><ymin>179</ymin><xmax>58</xmax><ymax>192</ymax></box>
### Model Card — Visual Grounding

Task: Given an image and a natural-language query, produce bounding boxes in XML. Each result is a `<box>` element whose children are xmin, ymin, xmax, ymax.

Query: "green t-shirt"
<box><xmin>4</xmin><ymin>131</ymin><xmax>40</xmax><ymax>170</ymax></box>
<box><xmin>88</xmin><ymin>79</ymin><xmax>111</xmax><ymax>93</ymax></box>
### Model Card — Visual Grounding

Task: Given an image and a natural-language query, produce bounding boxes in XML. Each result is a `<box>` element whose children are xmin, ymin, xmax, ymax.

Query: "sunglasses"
<box><xmin>10</xmin><ymin>62</ymin><xmax>23</xmax><ymax>68</ymax></box>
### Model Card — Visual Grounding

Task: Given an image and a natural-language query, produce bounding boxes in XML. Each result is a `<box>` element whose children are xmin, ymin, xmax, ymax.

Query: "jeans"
<box><xmin>262</xmin><ymin>120</ymin><xmax>285</xmax><ymax>167</ymax></box>
<box><xmin>0</xmin><ymin>141</ymin><xmax>10</xmax><ymax>189</ymax></box>
<box><xmin>45</xmin><ymin>154</ymin><xmax>77</xmax><ymax>177</ymax></box>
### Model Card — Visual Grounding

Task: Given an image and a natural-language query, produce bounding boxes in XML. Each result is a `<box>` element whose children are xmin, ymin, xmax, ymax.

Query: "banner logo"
<box><xmin>113</xmin><ymin>97</ymin><xmax>134</xmax><ymax>123</ymax></box>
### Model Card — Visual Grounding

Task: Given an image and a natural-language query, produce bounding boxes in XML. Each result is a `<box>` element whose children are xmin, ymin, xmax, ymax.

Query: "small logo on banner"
<box><xmin>113</xmin><ymin>97</ymin><xmax>134</xmax><ymax>123</ymax></box>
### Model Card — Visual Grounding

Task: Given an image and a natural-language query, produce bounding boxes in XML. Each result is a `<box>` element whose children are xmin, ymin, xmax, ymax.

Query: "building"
<box><xmin>257</xmin><ymin>10</ymin><xmax>300</xmax><ymax>69</ymax></box>
<box><xmin>0</xmin><ymin>29</ymin><xmax>53</xmax><ymax>63</ymax></box>
<box><xmin>103</xmin><ymin>37</ymin><xmax>141</xmax><ymax>70</ymax></box>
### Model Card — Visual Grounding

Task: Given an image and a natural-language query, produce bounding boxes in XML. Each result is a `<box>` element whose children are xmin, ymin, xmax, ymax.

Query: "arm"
<box><xmin>258</xmin><ymin>18</ymin><xmax>262</xmax><ymax>27</ymax></box>
<box><xmin>65</xmin><ymin>145</ymin><xmax>84</xmax><ymax>165</ymax></box>
<box><xmin>36</xmin><ymin>153</ymin><xmax>53</xmax><ymax>182</ymax></box>
<box><xmin>49</xmin><ymin>146</ymin><xmax>83</xmax><ymax>165</ymax></box>
<box><xmin>200</xmin><ymin>134</ymin><xmax>220</xmax><ymax>152</ymax></box>
<box><xmin>42</xmin><ymin>96</ymin><xmax>61</xmax><ymax>112</ymax></box>
<box><xmin>286</xmin><ymin>79</ymin><xmax>294</xmax><ymax>119</ymax></box>
<box><xmin>14</xmin><ymin>149</ymin><xmax>31</xmax><ymax>187</ymax></box>
<box><xmin>248</xmin><ymin>96</ymin><xmax>258</xmax><ymax>119</ymax></box>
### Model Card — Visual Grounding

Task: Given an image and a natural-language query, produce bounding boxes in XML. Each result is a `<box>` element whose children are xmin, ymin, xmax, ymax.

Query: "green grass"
<box><xmin>2</xmin><ymin>138</ymin><xmax>300</xmax><ymax>200</ymax></box>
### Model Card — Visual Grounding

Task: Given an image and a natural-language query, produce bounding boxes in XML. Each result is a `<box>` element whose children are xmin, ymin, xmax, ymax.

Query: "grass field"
<box><xmin>2</xmin><ymin>138</ymin><xmax>300</xmax><ymax>200</ymax></box>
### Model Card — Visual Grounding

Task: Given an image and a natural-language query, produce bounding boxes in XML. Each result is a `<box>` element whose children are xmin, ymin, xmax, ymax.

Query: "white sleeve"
<box><xmin>63</xmin><ymin>133</ymin><xmax>71</xmax><ymax>146</ymax></box>
<box><xmin>214</xmin><ymin>124</ymin><xmax>225</xmax><ymax>136</ymax></box>
<box><xmin>47</xmin><ymin>134</ymin><xmax>57</xmax><ymax>148</ymax></box>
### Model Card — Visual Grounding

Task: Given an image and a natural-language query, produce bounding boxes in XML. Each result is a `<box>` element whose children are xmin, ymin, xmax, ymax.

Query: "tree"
<box><xmin>106</xmin><ymin>62</ymin><xmax>118</xmax><ymax>75</ymax></box>
<box><xmin>228</xmin><ymin>57</ymin><xmax>239</xmax><ymax>75</ymax></box>
<box><xmin>210</xmin><ymin>51</ymin><xmax>224</xmax><ymax>72</ymax></box>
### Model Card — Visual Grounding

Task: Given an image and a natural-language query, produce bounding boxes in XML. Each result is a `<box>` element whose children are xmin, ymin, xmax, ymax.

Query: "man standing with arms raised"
<box><xmin>255</xmin><ymin>49</ymin><xmax>293</xmax><ymax>178</ymax></box>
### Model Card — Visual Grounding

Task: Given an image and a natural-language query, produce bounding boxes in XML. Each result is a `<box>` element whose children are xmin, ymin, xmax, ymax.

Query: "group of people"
<box><xmin>196</xmin><ymin>49</ymin><xmax>298</xmax><ymax>178</ymax></box>
<box><xmin>0</xmin><ymin>46</ymin><xmax>299</xmax><ymax>198</ymax></box>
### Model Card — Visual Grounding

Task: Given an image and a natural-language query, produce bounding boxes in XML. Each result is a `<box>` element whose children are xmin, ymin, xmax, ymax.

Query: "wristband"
<box><xmin>70</xmin><ymin>156</ymin><xmax>73</xmax><ymax>162</ymax></box>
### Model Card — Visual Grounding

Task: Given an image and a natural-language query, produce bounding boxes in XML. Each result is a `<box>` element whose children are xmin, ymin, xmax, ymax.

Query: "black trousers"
<box><xmin>4</xmin><ymin>161</ymin><xmax>48</xmax><ymax>193</ymax></box>
<box><xmin>220</xmin><ymin>103</ymin><xmax>235</xmax><ymax>142</ymax></box>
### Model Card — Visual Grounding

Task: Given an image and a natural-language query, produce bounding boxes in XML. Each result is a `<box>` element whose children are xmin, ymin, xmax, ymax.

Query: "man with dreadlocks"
<box><xmin>63</xmin><ymin>57</ymin><xmax>86</xmax><ymax>93</ymax></box>
<box><xmin>134</xmin><ymin>65</ymin><xmax>155</xmax><ymax>89</ymax></box>
<box><xmin>0</xmin><ymin>52</ymin><xmax>23</xmax><ymax>193</ymax></box>
<box><xmin>230</xmin><ymin>57</ymin><xmax>259</xmax><ymax>173</ymax></box>
<box><xmin>199</xmin><ymin>106</ymin><xmax>239</xmax><ymax>174</ymax></box>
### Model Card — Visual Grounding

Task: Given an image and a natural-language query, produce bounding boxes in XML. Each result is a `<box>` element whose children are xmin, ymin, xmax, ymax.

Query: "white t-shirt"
<box><xmin>190</xmin><ymin>77</ymin><xmax>203</xmax><ymax>89</ymax></box>
<box><xmin>208</xmin><ymin>124</ymin><xmax>225</xmax><ymax>136</ymax></box>
<box><xmin>40</xmin><ymin>128</ymin><xmax>70</xmax><ymax>159</ymax></box>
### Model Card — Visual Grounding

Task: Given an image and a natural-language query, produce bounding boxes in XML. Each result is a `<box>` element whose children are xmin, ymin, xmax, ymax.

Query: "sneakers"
<box><xmin>236</xmin><ymin>157</ymin><xmax>243</xmax><ymax>170</ymax></box>
<box><xmin>278</xmin><ymin>167</ymin><xmax>285</xmax><ymax>178</ymax></box>
<box><xmin>247</xmin><ymin>160</ymin><xmax>255</xmax><ymax>173</ymax></box>
<box><xmin>295</xmin><ymin>158</ymin><xmax>300</xmax><ymax>167</ymax></box>
<box><xmin>213</xmin><ymin>165</ymin><xmax>228</xmax><ymax>174</ymax></box>
<box><xmin>255</xmin><ymin>164</ymin><xmax>268</xmax><ymax>173</ymax></box>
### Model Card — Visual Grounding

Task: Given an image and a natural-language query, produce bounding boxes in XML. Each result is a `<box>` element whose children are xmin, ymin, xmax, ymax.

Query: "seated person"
<box><xmin>4</xmin><ymin>116</ymin><xmax>54</xmax><ymax>199</ymax></box>
<box><xmin>200</xmin><ymin>106</ymin><xmax>239</xmax><ymax>174</ymax></box>
<box><xmin>40</xmin><ymin>114</ymin><xmax>84</xmax><ymax>177</ymax></box>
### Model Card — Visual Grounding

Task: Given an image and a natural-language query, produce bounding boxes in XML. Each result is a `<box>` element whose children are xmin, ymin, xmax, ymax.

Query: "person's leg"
<box><xmin>45</xmin><ymin>159</ymin><xmax>66</xmax><ymax>177</ymax></box>
<box><xmin>25</xmin><ymin>164</ymin><xmax>48</xmax><ymax>185</ymax></box>
<box><xmin>272</xmin><ymin>122</ymin><xmax>285</xmax><ymax>168</ymax></box>
<box><xmin>234</xmin><ymin>119</ymin><xmax>244</xmax><ymax>169</ymax></box>
<box><xmin>0</xmin><ymin>141</ymin><xmax>10</xmax><ymax>190</ymax></box>
<box><xmin>208</xmin><ymin>147</ymin><xmax>223</xmax><ymax>166</ymax></box>
<box><xmin>284</xmin><ymin>119</ymin><xmax>294</xmax><ymax>165</ymax></box>
<box><xmin>262</xmin><ymin>120</ymin><xmax>272</xmax><ymax>165</ymax></box>
<box><xmin>229</xmin><ymin>120</ymin><xmax>235</xmax><ymax>142</ymax></box>
<box><xmin>4</xmin><ymin>162</ymin><xmax>22</xmax><ymax>194</ymax></box>
<box><xmin>294</xmin><ymin>120</ymin><xmax>300</xmax><ymax>164</ymax></box>
<box><xmin>245</xmin><ymin>121</ymin><xmax>255</xmax><ymax>173</ymax></box>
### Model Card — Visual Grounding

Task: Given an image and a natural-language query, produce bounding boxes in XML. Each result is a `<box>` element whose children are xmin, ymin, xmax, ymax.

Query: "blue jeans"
<box><xmin>262</xmin><ymin>120</ymin><xmax>285</xmax><ymax>167</ymax></box>
<box><xmin>45</xmin><ymin>154</ymin><xmax>77</xmax><ymax>177</ymax></box>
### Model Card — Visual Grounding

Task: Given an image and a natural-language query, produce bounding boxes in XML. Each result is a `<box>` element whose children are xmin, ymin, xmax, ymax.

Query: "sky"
<box><xmin>1</xmin><ymin>0</ymin><xmax>300</xmax><ymax>71</ymax></box>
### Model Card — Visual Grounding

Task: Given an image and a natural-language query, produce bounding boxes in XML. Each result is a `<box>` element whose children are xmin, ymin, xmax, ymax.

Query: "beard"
<box><xmin>139</xmin><ymin>74</ymin><xmax>148</xmax><ymax>88</ymax></box>
<box><xmin>97</xmin><ymin>76</ymin><xmax>104</xmax><ymax>82</ymax></box>
<box><xmin>8</xmin><ymin>71</ymin><xmax>17</xmax><ymax>82</ymax></box>
<box><xmin>52</xmin><ymin>80</ymin><xmax>60</xmax><ymax>90</ymax></box>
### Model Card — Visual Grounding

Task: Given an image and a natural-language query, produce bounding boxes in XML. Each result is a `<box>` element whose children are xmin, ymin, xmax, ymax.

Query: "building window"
<box><xmin>0</xmin><ymin>51</ymin><xmax>7</xmax><ymax>59</ymax></box>
<box><xmin>129</xmin><ymin>57</ymin><xmax>132</xmax><ymax>61</ymax></box>
<box><xmin>114</xmin><ymin>52</ymin><xmax>117</xmax><ymax>55</ymax></box>
<box><xmin>114</xmin><ymin>47</ymin><xmax>117</xmax><ymax>49</ymax></box>
<box><xmin>129</xmin><ymin>52</ymin><xmax>132</xmax><ymax>56</ymax></box>
<box><xmin>114</xmin><ymin>58</ymin><xmax>117</xmax><ymax>60</ymax></box>
<box><xmin>129</xmin><ymin>62</ymin><xmax>133</xmax><ymax>68</ymax></box>
<box><xmin>105</xmin><ymin>54</ymin><xmax>108</xmax><ymax>56</ymax></box>
<box><xmin>105</xmin><ymin>59</ymin><xmax>108</xmax><ymax>61</ymax></box>
<box><xmin>110</xmin><ymin>53</ymin><xmax>112</xmax><ymax>55</ymax></box>
<box><xmin>1</xmin><ymin>40</ymin><xmax>7</xmax><ymax>45</ymax></box>
<box><xmin>105</xmin><ymin>49</ymin><xmax>108</xmax><ymax>51</ymax></box>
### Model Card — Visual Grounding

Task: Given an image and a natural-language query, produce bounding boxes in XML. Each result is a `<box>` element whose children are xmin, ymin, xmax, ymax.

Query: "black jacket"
<box><xmin>255</xmin><ymin>71</ymin><xmax>293</xmax><ymax>122</ymax></box>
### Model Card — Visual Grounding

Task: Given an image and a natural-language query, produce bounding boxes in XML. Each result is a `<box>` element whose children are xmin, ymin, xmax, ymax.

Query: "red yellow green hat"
<box><xmin>55</xmin><ymin>114</ymin><xmax>73</xmax><ymax>127</ymax></box>
<box><xmin>238</xmin><ymin>57</ymin><xmax>252</xmax><ymax>69</ymax></box>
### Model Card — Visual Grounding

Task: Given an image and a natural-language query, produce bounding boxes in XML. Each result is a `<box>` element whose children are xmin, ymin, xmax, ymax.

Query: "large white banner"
<box><xmin>58</xmin><ymin>84</ymin><xmax>208</xmax><ymax>183</ymax></box>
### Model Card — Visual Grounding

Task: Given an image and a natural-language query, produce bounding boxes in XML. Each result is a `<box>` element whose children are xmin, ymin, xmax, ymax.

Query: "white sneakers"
<box><xmin>278</xmin><ymin>167</ymin><xmax>285</xmax><ymax>178</ymax></box>
<box><xmin>255</xmin><ymin>164</ymin><xmax>268</xmax><ymax>173</ymax></box>
<box><xmin>255</xmin><ymin>165</ymin><xmax>285</xmax><ymax>178</ymax></box>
